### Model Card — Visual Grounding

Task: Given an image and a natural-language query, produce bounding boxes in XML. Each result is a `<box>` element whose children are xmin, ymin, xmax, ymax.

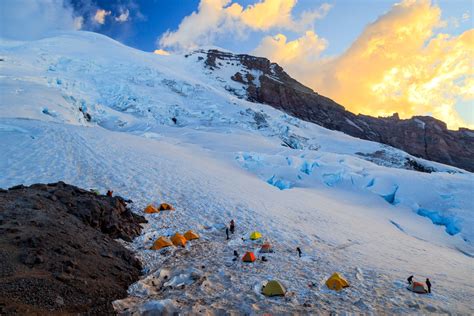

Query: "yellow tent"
<box><xmin>250</xmin><ymin>231</ymin><xmax>262</xmax><ymax>240</ymax></box>
<box><xmin>150</xmin><ymin>237</ymin><xmax>174</xmax><ymax>250</ymax></box>
<box><xmin>171</xmin><ymin>233</ymin><xmax>187</xmax><ymax>247</ymax></box>
<box><xmin>159</xmin><ymin>203</ymin><xmax>175</xmax><ymax>211</ymax></box>
<box><xmin>184</xmin><ymin>230</ymin><xmax>200</xmax><ymax>241</ymax></box>
<box><xmin>262</xmin><ymin>280</ymin><xmax>286</xmax><ymax>297</ymax></box>
<box><xmin>325</xmin><ymin>273</ymin><xmax>350</xmax><ymax>291</ymax></box>
<box><xmin>144</xmin><ymin>204</ymin><xmax>159</xmax><ymax>214</ymax></box>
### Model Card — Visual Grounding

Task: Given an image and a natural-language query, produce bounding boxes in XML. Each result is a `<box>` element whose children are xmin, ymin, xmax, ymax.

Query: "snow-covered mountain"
<box><xmin>0</xmin><ymin>31</ymin><xmax>472</xmax><ymax>314</ymax></box>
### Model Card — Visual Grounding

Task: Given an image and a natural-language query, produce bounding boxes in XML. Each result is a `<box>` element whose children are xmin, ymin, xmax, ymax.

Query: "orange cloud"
<box><xmin>253</xmin><ymin>30</ymin><xmax>327</xmax><ymax>69</ymax></box>
<box><xmin>153</xmin><ymin>49</ymin><xmax>170</xmax><ymax>55</ymax></box>
<box><xmin>94</xmin><ymin>9</ymin><xmax>111</xmax><ymax>25</ymax></box>
<box><xmin>158</xmin><ymin>0</ymin><xmax>331</xmax><ymax>51</ymax></box>
<box><xmin>253</xmin><ymin>0</ymin><xmax>473</xmax><ymax>129</ymax></box>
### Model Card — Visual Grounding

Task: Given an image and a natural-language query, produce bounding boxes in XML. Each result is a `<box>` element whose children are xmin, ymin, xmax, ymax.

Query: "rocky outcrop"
<box><xmin>0</xmin><ymin>182</ymin><xmax>146</xmax><ymax>314</ymax></box>
<box><xmin>202</xmin><ymin>49</ymin><xmax>474</xmax><ymax>172</ymax></box>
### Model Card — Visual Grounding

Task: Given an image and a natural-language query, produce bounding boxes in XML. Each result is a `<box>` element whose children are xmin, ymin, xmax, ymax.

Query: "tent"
<box><xmin>159</xmin><ymin>203</ymin><xmax>175</xmax><ymax>211</ymax></box>
<box><xmin>407</xmin><ymin>282</ymin><xmax>428</xmax><ymax>294</ymax></box>
<box><xmin>250</xmin><ymin>231</ymin><xmax>262</xmax><ymax>240</ymax></box>
<box><xmin>184</xmin><ymin>230</ymin><xmax>200</xmax><ymax>241</ymax></box>
<box><xmin>325</xmin><ymin>272</ymin><xmax>350</xmax><ymax>291</ymax></box>
<box><xmin>151</xmin><ymin>237</ymin><xmax>174</xmax><ymax>250</ymax></box>
<box><xmin>260</xmin><ymin>243</ymin><xmax>273</xmax><ymax>253</ymax></box>
<box><xmin>144</xmin><ymin>204</ymin><xmax>159</xmax><ymax>214</ymax></box>
<box><xmin>171</xmin><ymin>233</ymin><xmax>187</xmax><ymax>247</ymax></box>
<box><xmin>242</xmin><ymin>252</ymin><xmax>256</xmax><ymax>262</ymax></box>
<box><xmin>262</xmin><ymin>280</ymin><xmax>286</xmax><ymax>297</ymax></box>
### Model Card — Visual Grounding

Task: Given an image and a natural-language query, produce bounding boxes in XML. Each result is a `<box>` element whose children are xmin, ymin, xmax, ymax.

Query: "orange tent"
<box><xmin>260</xmin><ymin>243</ymin><xmax>273</xmax><ymax>253</ymax></box>
<box><xmin>171</xmin><ymin>233</ymin><xmax>187</xmax><ymax>247</ymax></box>
<box><xmin>159</xmin><ymin>203</ymin><xmax>175</xmax><ymax>211</ymax></box>
<box><xmin>150</xmin><ymin>237</ymin><xmax>174</xmax><ymax>250</ymax></box>
<box><xmin>144</xmin><ymin>204</ymin><xmax>159</xmax><ymax>214</ymax></box>
<box><xmin>408</xmin><ymin>282</ymin><xmax>428</xmax><ymax>294</ymax></box>
<box><xmin>242</xmin><ymin>252</ymin><xmax>256</xmax><ymax>262</ymax></box>
<box><xmin>184</xmin><ymin>230</ymin><xmax>200</xmax><ymax>241</ymax></box>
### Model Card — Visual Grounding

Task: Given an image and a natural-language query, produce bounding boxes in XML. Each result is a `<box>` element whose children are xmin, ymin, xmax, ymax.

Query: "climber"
<box><xmin>407</xmin><ymin>275</ymin><xmax>414</xmax><ymax>285</ymax></box>
<box><xmin>232</xmin><ymin>250</ymin><xmax>239</xmax><ymax>262</ymax></box>
<box><xmin>106</xmin><ymin>190</ymin><xmax>113</xmax><ymax>197</ymax></box>
<box><xmin>230</xmin><ymin>219</ymin><xmax>235</xmax><ymax>234</ymax></box>
<box><xmin>226</xmin><ymin>227</ymin><xmax>230</xmax><ymax>240</ymax></box>
<box><xmin>296</xmin><ymin>247</ymin><xmax>302</xmax><ymax>258</ymax></box>
<box><xmin>426</xmin><ymin>278</ymin><xmax>431</xmax><ymax>293</ymax></box>
<box><xmin>261</xmin><ymin>256</ymin><xmax>268</xmax><ymax>262</ymax></box>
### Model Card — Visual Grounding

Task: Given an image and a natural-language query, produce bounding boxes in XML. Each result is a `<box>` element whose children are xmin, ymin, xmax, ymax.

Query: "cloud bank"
<box><xmin>253</xmin><ymin>0</ymin><xmax>473</xmax><ymax>129</ymax></box>
<box><xmin>0</xmin><ymin>0</ymin><xmax>79</xmax><ymax>40</ymax></box>
<box><xmin>158</xmin><ymin>0</ymin><xmax>331</xmax><ymax>51</ymax></box>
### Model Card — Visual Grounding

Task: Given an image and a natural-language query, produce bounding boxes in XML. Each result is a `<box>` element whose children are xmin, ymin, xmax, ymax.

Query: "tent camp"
<box><xmin>259</xmin><ymin>243</ymin><xmax>273</xmax><ymax>253</ymax></box>
<box><xmin>184</xmin><ymin>230</ymin><xmax>200</xmax><ymax>241</ymax></box>
<box><xmin>159</xmin><ymin>203</ymin><xmax>175</xmax><ymax>211</ymax></box>
<box><xmin>250</xmin><ymin>231</ymin><xmax>262</xmax><ymax>240</ymax></box>
<box><xmin>242</xmin><ymin>252</ymin><xmax>256</xmax><ymax>262</ymax></box>
<box><xmin>325</xmin><ymin>273</ymin><xmax>350</xmax><ymax>291</ymax></box>
<box><xmin>407</xmin><ymin>282</ymin><xmax>428</xmax><ymax>294</ymax></box>
<box><xmin>262</xmin><ymin>280</ymin><xmax>286</xmax><ymax>297</ymax></box>
<box><xmin>171</xmin><ymin>233</ymin><xmax>187</xmax><ymax>247</ymax></box>
<box><xmin>151</xmin><ymin>237</ymin><xmax>174</xmax><ymax>250</ymax></box>
<box><xmin>144</xmin><ymin>204</ymin><xmax>159</xmax><ymax>214</ymax></box>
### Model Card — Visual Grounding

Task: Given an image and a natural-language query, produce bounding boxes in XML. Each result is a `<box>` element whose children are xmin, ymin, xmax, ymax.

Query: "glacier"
<box><xmin>0</xmin><ymin>31</ymin><xmax>473</xmax><ymax>314</ymax></box>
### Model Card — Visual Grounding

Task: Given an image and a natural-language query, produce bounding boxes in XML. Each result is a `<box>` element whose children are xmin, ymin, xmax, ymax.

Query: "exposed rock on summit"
<box><xmin>202</xmin><ymin>49</ymin><xmax>474</xmax><ymax>172</ymax></box>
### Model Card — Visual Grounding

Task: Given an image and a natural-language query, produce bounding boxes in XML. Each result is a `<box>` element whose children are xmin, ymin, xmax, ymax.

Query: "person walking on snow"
<box><xmin>230</xmin><ymin>220</ymin><xmax>235</xmax><ymax>234</ymax></box>
<box><xmin>232</xmin><ymin>250</ymin><xmax>238</xmax><ymax>262</ymax></box>
<box><xmin>296</xmin><ymin>247</ymin><xmax>302</xmax><ymax>257</ymax></box>
<box><xmin>426</xmin><ymin>278</ymin><xmax>431</xmax><ymax>293</ymax></box>
<box><xmin>407</xmin><ymin>275</ymin><xmax>413</xmax><ymax>285</ymax></box>
<box><xmin>225</xmin><ymin>227</ymin><xmax>230</xmax><ymax>240</ymax></box>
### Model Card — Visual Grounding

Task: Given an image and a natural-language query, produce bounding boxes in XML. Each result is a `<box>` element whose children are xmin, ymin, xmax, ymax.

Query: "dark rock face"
<box><xmin>202</xmin><ymin>49</ymin><xmax>474</xmax><ymax>172</ymax></box>
<box><xmin>0</xmin><ymin>182</ymin><xmax>146</xmax><ymax>314</ymax></box>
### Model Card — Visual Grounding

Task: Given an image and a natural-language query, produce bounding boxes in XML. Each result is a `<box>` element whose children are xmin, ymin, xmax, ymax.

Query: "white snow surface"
<box><xmin>0</xmin><ymin>31</ymin><xmax>473</xmax><ymax>314</ymax></box>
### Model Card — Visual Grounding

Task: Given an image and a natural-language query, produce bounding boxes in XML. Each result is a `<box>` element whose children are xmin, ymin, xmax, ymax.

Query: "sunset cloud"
<box><xmin>253</xmin><ymin>0</ymin><xmax>473</xmax><ymax>129</ymax></box>
<box><xmin>158</xmin><ymin>0</ymin><xmax>331</xmax><ymax>51</ymax></box>
<box><xmin>153</xmin><ymin>49</ymin><xmax>170</xmax><ymax>55</ymax></box>
<box><xmin>94</xmin><ymin>9</ymin><xmax>111</xmax><ymax>25</ymax></box>
<box><xmin>253</xmin><ymin>30</ymin><xmax>327</xmax><ymax>69</ymax></box>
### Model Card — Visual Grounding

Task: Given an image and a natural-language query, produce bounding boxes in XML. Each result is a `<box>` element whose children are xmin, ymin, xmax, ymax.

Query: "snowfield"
<box><xmin>0</xmin><ymin>31</ymin><xmax>473</xmax><ymax>314</ymax></box>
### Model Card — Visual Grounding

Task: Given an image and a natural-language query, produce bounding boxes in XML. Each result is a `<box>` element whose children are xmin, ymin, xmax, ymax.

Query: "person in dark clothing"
<box><xmin>261</xmin><ymin>256</ymin><xmax>267</xmax><ymax>262</ymax></box>
<box><xmin>296</xmin><ymin>247</ymin><xmax>302</xmax><ymax>257</ymax></box>
<box><xmin>407</xmin><ymin>275</ymin><xmax>414</xmax><ymax>285</ymax></box>
<box><xmin>171</xmin><ymin>117</ymin><xmax>177</xmax><ymax>124</ymax></box>
<box><xmin>225</xmin><ymin>227</ymin><xmax>229</xmax><ymax>240</ymax></box>
<box><xmin>106</xmin><ymin>190</ymin><xmax>113</xmax><ymax>197</ymax></box>
<box><xmin>426</xmin><ymin>278</ymin><xmax>431</xmax><ymax>293</ymax></box>
<box><xmin>232</xmin><ymin>250</ymin><xmax>238</xmax><ymax>262</ymax></box>
<box><xmin>230</xmin><ymin>220</ymin><xmax>235</xmax><ymax>234</ymax></box>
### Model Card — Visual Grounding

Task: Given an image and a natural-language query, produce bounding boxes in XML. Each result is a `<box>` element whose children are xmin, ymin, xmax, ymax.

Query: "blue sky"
<box><xmin>74</xmin><ymin>0</ymin><xmax>471</xmax><ymax>55</ymax></box>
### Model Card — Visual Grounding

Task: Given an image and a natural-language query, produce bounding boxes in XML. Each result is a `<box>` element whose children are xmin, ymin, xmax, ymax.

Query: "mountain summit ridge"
<box><xmin>198</xmin><ymin>49</ymin><xmax>474</xmax><ymax>172</ymax></box>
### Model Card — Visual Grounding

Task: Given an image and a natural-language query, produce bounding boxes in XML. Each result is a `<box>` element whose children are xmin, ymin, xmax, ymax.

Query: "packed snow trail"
<box><xmin>1</xmin><ymin>31</ymin><xmax>473</xmax><ymax>314</ymax></box>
